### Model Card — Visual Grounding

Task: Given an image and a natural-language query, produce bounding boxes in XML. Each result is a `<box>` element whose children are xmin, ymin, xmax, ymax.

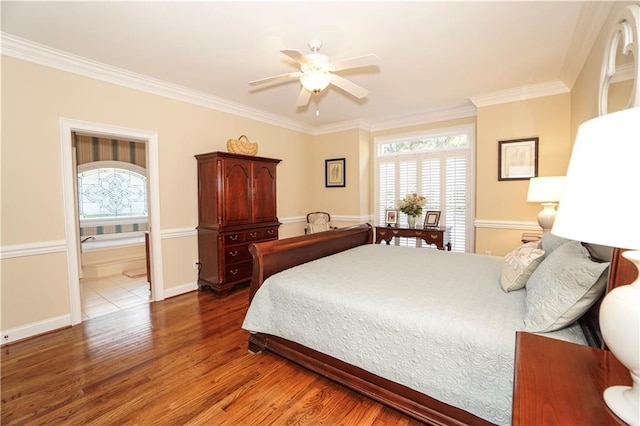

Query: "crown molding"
<box><xmin>370</xmin><ymin>105</ymin><xmax>477</xmax><ymax>132</ymax></box>
<box><xmin>468</xmin><ymin>80</ymin><xmax>570</xmax><ymax>108</ymax></box>
<box><xmin>1</xmin><ymin>32</ymin><xmax>316</xmax><ymax>135</ymax></box>
<box><xmin>312</xmin><ymin>104</ymin><xmax>478</xmax><ymax>135</ymax></box>
<box><xmin>561</xmin><ymin>1</ymin><xmax>615</xmax><ymax>89</ymax></box>
<box><xmin>313</xmin><ymin>120</ymin><xmax>374</xmax><ymax>135</ymax></box>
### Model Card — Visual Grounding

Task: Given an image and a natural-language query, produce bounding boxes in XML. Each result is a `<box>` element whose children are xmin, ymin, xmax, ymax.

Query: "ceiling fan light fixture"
<box><xmin>300</xmin><ymin>68</ymin><xmax>331</xmax><ymax>93</ymax></box>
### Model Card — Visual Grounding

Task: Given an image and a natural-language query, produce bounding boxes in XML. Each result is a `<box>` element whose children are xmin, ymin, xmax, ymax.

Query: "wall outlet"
<box><xmin>484</xmin><ymin>250</ymin><xmax>492</xmax><ymax>255</ymax></box>
<box><xmin>192</xmin><ymin>260</ymin><xmax>200</xmax><ymax>270</ymax></box>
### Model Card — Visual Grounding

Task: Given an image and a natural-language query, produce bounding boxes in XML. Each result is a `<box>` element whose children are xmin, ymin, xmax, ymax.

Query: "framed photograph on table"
<box><xmin>424</xmin><ymin>210</ymin><xmax>441</xmax><ymax>227</ymax></box>
<box><xmin>325</xmin><ymin>158</ymin><xmax>346</xmax><ymax>187</ymax></box>
<box><xmin>498</xmin><ymin>137</ymin><xmax>538</xmax><ymax>181</ymax></box>
<box><xmin>385</xmin><ymin>210</ymin><xmax>398</xmax><ymax>226</ymax></box>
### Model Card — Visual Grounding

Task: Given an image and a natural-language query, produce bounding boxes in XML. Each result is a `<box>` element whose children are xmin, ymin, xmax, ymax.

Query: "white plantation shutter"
<box><xmin>421</xmin><ymin>158</ymin><xmax>441</xmax><ymax>212</ymax></box>
<box><xmin>375</xmin><ymin>125</ymin><xmax>475</xmax><ymax>252</ymax></box>
<box><xmin>445</xmin><ymin>156</ymin><xmax>469</xmax><ymax>251</ymax></box>
<box><xmin>378</xmin><ymin>162</ymin><xmax>396</xmax><ymax>225</ymax></box>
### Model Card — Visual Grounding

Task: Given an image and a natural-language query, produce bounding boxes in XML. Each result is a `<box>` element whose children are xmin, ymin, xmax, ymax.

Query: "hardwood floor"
<box><xmin>1</xmin><ymin>286</ymin><xmax>423</xmax><ymax>425</ymax></box>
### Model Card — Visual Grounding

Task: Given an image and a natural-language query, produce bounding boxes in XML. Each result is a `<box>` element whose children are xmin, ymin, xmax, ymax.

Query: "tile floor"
<box><xmin>80</xmin><ymin>274</ymin><xmax>151</xmax><ymax>320</ymax></box>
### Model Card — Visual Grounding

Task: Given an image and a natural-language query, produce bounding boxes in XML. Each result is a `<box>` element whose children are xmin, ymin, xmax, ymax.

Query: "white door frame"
<box><xmin>60</xmin><ymin>118</ymin><xmax>164</xmax><ymax>325</ymax></box>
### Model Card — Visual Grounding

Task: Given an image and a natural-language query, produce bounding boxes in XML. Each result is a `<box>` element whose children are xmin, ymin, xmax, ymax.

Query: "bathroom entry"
<box><xmin>73</xmin><ymin>133</ymin><xmax>151</xmax><ymax>319</ymax></box>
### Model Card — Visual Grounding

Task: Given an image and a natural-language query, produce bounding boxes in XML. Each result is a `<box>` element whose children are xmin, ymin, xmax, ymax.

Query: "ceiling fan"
<box><xmin>249</xmin><ymin>39</ymin><xmax>379</xmax><ymax>108</ymax></box>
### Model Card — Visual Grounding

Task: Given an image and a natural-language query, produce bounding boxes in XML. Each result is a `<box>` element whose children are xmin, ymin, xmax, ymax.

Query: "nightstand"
<box><xmin>512</xmin><ymin>332</ymin><xmax>631</xmax><ymax>425</ymax></box>
<box><xmin>521</xmin><ymin>232</ymin><xmax>542</xmax><ymax>244</ymax></box>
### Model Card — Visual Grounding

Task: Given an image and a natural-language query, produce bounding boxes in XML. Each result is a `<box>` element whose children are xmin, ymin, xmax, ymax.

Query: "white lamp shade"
<box><xmin>552</xmin><ymin>107</ymin><xmax>640</xmax><ymax>250</ymax></box>
<box><xmin>526</xmin><ymin>176</ymin><xmax>566</xmax><ymax>202</ymax></box>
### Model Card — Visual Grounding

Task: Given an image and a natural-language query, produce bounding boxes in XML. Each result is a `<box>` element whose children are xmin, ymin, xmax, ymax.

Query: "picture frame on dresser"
<box><xmin>424</xmin><ymin>211</ymin><xmax>441</xmax><ymax>227</ymax></box>
<box><xmin>385</xmin><ymin>210</ymin><xmax>398</xmax><ymax>225</ymax></box>
<box><xmin>498</xmin><ymin>137</ymin><xmax>538</xmax><ymax>181</ymax></box>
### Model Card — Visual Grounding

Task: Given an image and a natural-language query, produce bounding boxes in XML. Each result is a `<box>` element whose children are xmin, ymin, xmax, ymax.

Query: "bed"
<box><xmin>241</xmin><ymin>223</ymin><xmax>634</xmax><ymax>425</ymax></box>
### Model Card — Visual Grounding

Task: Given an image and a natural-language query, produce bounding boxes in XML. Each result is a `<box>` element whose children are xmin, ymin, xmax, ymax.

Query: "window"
<box><xmin>77</xmin><ymin>161</ymin><xmax>148</xmax><ymax>235</ymax></box>
<box><xmin>374</xmin><ymin>125</ymin><xmax>475</xmax><ymax>252</ymax></box>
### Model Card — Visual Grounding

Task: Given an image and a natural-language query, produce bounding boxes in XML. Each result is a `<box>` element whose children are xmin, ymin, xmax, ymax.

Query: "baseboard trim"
<box><xmin>164</xmin><ymin>282</ymin><xmax>198</xmax><ymax>299</ymax></box>
<box><xmin>1</xmin><ymin>314</ymin><xmax>71</xmax><ymax>345</ymax></box>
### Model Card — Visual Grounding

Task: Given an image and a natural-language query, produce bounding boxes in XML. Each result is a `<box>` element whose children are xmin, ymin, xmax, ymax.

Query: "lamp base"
<box><xmin>537</xmin><ymin>202</ymin><xmax>557</xmax><ymax>233</ymax></box>
<box><xmin>603</xmin><ymin>377</ymin><xmax>639</xmax><ymax>425</ymax></box>
<box><xmin>600</xmin><ymin>250</ymin><xmax>640</xmax><ymax>426</ymax></box>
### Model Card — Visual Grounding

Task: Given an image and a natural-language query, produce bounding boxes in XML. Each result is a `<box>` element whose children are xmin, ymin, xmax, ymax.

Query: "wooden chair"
<box><xmin>305</xmin><ymin>212</ymin><xmax>337</xmax><ymax>234</ymax></box>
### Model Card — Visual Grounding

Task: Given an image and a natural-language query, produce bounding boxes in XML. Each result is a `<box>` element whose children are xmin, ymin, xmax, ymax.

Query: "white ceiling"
<box><xmin>1</xmin><ymin>1</ymin><xmax>612</xmax><ymax>130</ymax></box>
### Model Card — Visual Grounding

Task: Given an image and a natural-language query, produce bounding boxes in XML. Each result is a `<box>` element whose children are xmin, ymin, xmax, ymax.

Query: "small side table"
<box><xmin>375</xmin><ymin>226</ymin><xmax>451</xmax><ymax>250</ymax></box>
<box><xmin>521</xmin><ymin>232</ymin><xmax>542</xmax><ymax>244</ymax></box>
<box><xmin>512</xmin><ymin>332</ymin><xmax>631</xmax><ymax>425</ymax></box>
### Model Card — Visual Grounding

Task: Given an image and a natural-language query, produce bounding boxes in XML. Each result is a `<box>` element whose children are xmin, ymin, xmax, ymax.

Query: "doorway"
<box><xmin>61</xmin><ymin>119</ymin><xmax>164</xmax><ymax>325</ymax></box>
<box><xmin>74</xmin><ymin>133</ymin><xmax>150</xmax><ymax>319</ymax></box>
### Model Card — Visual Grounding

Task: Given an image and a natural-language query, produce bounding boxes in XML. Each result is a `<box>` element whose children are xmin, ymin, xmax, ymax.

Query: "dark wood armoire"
<box><xmin>195</xmin><ymin>151</ymin><xmax>281</xmax><ymax>297</ymax></box>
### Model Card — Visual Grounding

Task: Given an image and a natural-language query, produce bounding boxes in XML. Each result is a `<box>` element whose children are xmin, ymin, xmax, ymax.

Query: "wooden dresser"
<box><xmin>195</xmin><ymin>151</ymin><xmax>281</xmax><ymax>297</ymax></box>
<box><xmin>375</xmin><ymin>225</ymin><xmax>451</xmax><ymax>250</ymax></box>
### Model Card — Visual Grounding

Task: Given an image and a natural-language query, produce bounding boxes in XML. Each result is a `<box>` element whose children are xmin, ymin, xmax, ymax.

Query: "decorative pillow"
<box><xmin>540</xmin><ymin>233</ymin><xmax>572</xmax><ymax>256</ymax></box>
<box><xmin>523</xmin><ymin>240</ymin><xmax>609</xmax><ymax>333</ymax></box>
<box><xmin>500</xmin><ymin>242</ymin><xmax>545</xmax><ymax>292</ymax></box>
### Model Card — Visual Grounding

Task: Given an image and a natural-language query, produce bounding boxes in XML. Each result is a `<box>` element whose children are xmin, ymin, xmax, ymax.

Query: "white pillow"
<box><xmin>500</xmin><ymin>242</ymin><xmax>545</xmax><ymax>292</ymax></box>
<box><xmin>523</xmin><ymin>240</ymin><xmax>609</xmax><ymax>333</ymax></box>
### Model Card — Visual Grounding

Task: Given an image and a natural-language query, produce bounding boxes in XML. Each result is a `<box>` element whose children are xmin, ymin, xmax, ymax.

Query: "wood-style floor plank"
<box><xmin>1</xmin><ymin>286</ymin><xmax>424</xmax><ymax>425</ymax></box>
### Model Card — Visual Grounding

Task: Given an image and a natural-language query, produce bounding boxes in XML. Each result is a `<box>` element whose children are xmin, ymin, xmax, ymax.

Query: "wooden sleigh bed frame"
<box><xmin>246</xmin><ymin>224</ymin><xmax>636</xmax><ymax>425</ymax></box>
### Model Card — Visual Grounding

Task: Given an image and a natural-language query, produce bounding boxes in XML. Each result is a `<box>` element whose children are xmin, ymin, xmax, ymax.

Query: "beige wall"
<box><xmin>0</xmin><ymin>56</ymin><xmax>313</xmax><ymax>331</ymax></box>
<box><xmin>297</xmin><ymin>127</ymin><xmax>371</xmax><ymax>230</ymax></box>
<box><xmin>475</xmin><ymin>94</ymin><xmax>572</xmax><ymax>255</ymax></box>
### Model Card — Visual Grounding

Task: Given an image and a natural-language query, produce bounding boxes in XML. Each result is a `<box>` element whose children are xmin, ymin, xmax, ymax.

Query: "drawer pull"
<box><xmin>229</xmin><ymin>235</ymin><xmax>238</xmax><ymax>241</ymax></box>
<box><xmin>229</xmin><ymin>250</ymin><xmax>238</xmax><ymax>257</ymax></box>
<box><xmin>249</xmin><ymin>232</ymin><xmax>258</xmax><ymax>238</ymax></box>
<box><xmin>229</xmin><ymin>268</ymin><xmax>239</xmax><ymax>275</ymax></box>
<box><xmin>430</xmin><ymin>234</ymin><xmax>439</xmax><ymax>239</ymax></box>
<box><xmin>392</xmin><ymin>230</ymin><xmax>399</xmax><ymax>235</ymax></box>
<box><xmin>266</xmin><ymin>230</ymin><xmax>275</xmax><ymax>235</ymax></box>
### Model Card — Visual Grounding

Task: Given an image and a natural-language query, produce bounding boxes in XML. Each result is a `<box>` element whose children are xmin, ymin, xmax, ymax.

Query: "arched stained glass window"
<box><xmin>78</xmin><ymin>162</ymin><xmax>147</xmax><ymax>221</ymax></box>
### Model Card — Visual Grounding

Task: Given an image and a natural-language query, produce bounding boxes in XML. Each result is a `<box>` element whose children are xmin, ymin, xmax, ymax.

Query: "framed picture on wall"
<box><xmin>325</xmin><ymin>158</ymin><xmax>346</xmax><ymax>187</ymax></box>
<box><xmin>498</xmin><ymin>137</ymin><xmax>539</xmax><ymax>181</ymax></box>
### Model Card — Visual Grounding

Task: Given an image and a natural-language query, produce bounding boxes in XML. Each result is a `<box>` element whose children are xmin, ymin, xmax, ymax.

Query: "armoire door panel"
<box><xmin>222</xmin><ymin>160</ymin><xmax>252</xmax><ymax>226</ymax></box>
<box><xmin>252</xmin><ymin>163</ymin><xmax>278</xmax><ymax>223</ymax></box>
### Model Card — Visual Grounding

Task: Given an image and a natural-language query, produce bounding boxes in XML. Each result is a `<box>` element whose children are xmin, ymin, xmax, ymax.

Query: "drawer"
<box><xmin>245</xmin><ymin>227</ymin><xmax>279</xmax><ymax>242</ymax></box>
<box><xmin>224</xmin><ymin>232</ymin><xmax>245</xmax><ymax>244</ymax></box>
<box><xmin>263</xmin><ymin>227</ymin><xmax>278</xmax><ymax>240</ymax></box>
<box><xmin>424</xmin><ymin>232</ymin><xmax>443</xmax><ymax>245</ymax></box>
<box><xmin>224</xmin><ymin>261</ymin><xmax>252</xmax><ymax>282</ymax></box>
<box><xmin>223</xmin><ymin>244</ymin><xmax>252</xmax><ymax>263</ymax></box>
<box><xmin>246</xmin><ymin>230</ymin><xmax>262</xmax><ymax>241</ymax></box>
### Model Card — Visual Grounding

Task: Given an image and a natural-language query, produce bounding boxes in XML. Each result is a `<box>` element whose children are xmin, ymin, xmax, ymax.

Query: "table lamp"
<box><xmin>526</xmin><ymin>176</ymin><xmax>566</xmax><ymax>233</ymax></box>
<box><xmin>552</xmin><ymin>106</ymin><xmax>640</xmax><ymax>426</ymax></box>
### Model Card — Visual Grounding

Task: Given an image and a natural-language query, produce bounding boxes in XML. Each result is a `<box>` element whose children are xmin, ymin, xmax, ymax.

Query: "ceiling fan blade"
<box><xmin>329</xmin><ymin>54</ymin><xmax>379</xmax><ymax>72</ymax></box>
<box><xmin>329</xmin><ymin>74</ymin><xmax>369</xmax><ymax>98</ymax></box>
<box><xmin>296</xmin><ymin>87</ymin><xmax>312</xmax><ymax>107</ymax></box>
<box><xmin>249</xmin><ymin>72</ymin><xmax>300</xmax><ymax>86</ymax></box>
<box><xmin>281</xmin><ymin>49</ymin><xmax>311</xmax><ymax>65</ymax></box>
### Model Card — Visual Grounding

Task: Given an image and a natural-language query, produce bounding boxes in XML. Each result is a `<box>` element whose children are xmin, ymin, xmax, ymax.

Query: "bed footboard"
<box><xmin>247</xmin><ymin>223</ymin><xmax>373</xmax><ymax>302</ymax></box>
